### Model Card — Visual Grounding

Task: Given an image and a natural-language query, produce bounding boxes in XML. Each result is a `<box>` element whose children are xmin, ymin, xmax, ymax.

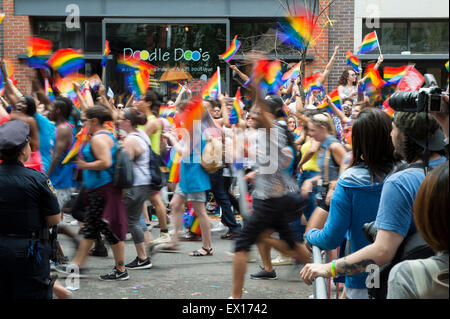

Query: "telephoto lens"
<box><xmin>389</xmin><ymin>91</ymin><xmax>422</xmax><ymax>112</ymax></box>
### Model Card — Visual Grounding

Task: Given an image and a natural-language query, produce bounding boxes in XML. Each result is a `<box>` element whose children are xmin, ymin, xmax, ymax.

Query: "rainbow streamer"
<box><xmin>383</xmin><ymin>66</ymin><xmax>409</xmax><ymax>86</ymax></box>
<box><xmin>47</xmin><ymin>48</ymin><xmax>85</xmax><ymax>77</ymax></box>
<box><xmin>345</xmin><ymin>51</ymin><xmax>360</xmax><ymax>73</ymax></box>
<box><xmin>101</xmin><ymin>40</ymin><xmax>110</xmax><ymax>67</ymax></box>
<box><xmin>282</xmin><ymin>61</ymin><xmax>301</xmax><ymax>81</ymax></box>
<box><xmin>202</xmin><ymin>70</ymin><xmax>220</xmax><ymax>99</ymax></box>
<box><xmin>357</xmin><ymin>32</ymin><xmax>379</xmax><ymax>55</ymax></box>
<box><xmin>62</xmin><ymin>126</ymin><xmax>89</xmax><ymax>164</ymax></box>
<box><xmin>220</xmin><ymin>35</ymin><xmax>241</xmax><ymax>63</ymax></box>
<box><xmin>277</xmin><ymin>4</ymin><xmax>317</xmax><ymax>49</ymax></box>
<box><xmin>229</xmin><ymin>88</ymin><xmax>242</xmax><ymax>125</ymax></box>
<box><xmin>0</xmin><ymin>12</ymin><xmax>5</xmax><ymax>24</ymax></box>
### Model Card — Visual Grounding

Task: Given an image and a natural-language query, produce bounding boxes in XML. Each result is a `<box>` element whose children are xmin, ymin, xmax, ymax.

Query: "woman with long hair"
<box><xmin>303</xmin><ymin>108</ymin><xmax>399</xmax><ymax>298</ymax></box>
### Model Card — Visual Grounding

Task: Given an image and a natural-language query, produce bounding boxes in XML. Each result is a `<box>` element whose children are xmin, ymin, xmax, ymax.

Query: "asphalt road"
<box><xmin>54</xmin><ymin>214</ymin><xmax>314</xmax><ymax>300</ymax></box>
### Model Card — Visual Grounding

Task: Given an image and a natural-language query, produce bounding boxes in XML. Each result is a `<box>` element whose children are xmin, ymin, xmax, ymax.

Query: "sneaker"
<box><xmin>271</xmin><ymin>254</ymin><xmax>293</xmax><ymax>266</ymax></box>
<box><xmin>149</xmin><ymin>243</ymin><xmax>181</xmax><ymax>255</ymax></box>
<box><xmin>225</xmin><ymin>250</ymin><xmax>258</xmax><ymax>263</ymax></box>
<box><xmin>152</xmin><ymin>232</ymin><xmax>171</xmax><ymax>245</ymax></box>
<box><xmin>99</xmin><ymin>267</ymin><xmax>129</xmax><ymax>281</ymax></box>
<box><xmin>250</xmin><ymin>266</ymin><xmax>278</xmax><ymax>280</ymax></box>
<box><xmin>211</xmin><ymin>222</ymin><xmax>227</xmax><ymax>232</ymax></box>
<box><xmin>125</xmin><ymin>257</ymin><xmax>152</xmax><ymax>270</ymax></box>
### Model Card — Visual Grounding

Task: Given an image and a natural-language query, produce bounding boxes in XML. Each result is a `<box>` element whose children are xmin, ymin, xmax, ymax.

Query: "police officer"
<box><xmin>0</xmin><ymin>120</ymin><xmax>61</xmax><ymax>299</ymax></box>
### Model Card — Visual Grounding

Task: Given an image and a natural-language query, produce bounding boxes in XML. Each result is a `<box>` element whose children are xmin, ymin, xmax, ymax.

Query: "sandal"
<box><xmin>189</xmin><ymin>247</ymin><xmax>214</xmax><ymax>257</ymax></box>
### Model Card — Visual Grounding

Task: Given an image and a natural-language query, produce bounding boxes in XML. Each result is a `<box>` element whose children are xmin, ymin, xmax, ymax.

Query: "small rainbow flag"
<box><xmin>316</xmin><ymin>99</ymin><xmax>332</xmax><ymax>113</ymax></box>
<box><xmin>47</xmin><ymin>48</ymin><xmax>85</xmax><ymax>77</ymax></box>
<box><xmin>383</xmin><ymin>66</ymin><xmax>409</xmax><ymax>85</ymax></box>
<box><xmin>62</xmin><ymin>126</ymin><xmax>89</xmax><ymax>164</ymax></box>
<box><xmin>202</xmin><ymin>70</ymin><xmax>221</xmax><ymax>99</ymax></box>
<box><xmin>128</xmin><ymin>69</ymin><xmax>149</xmax><ymax>98</ymax></box>
<box><xmin>179</xmin><ymin>96</ymin><xmax>206</xmax><ymax>135</ymax></box>
<box><xmin>282</xmin><ymin>61</ymin><xmax>301</xmax><ymax>81</ymax></box>
<box><xmin>246</xmin><ymin>59</ymin><xmax>283</xmax><ymax>94</ymax></box>
<box><xmin>220</xmin><ymin>35</ymin><xmax>241</xmax><ymax>63</ymax></box>
<box><xmin>165</xmin><ymin>147</ymin><xmax>181</xmax><ymax>183</ymax></box>
<box><xmin>176</xmin><ymin>84</ymin><xmax>183</xmax><ymax>94</ymax></box>
<box><xmin>364</xmin><ymin>64</ymin><xmax>386</xmax><ymax>89</ymax></box>
<box><xmin>183</xmin><ymin>203</ymin><xmax>201</xmax><ymax>235</ymax></box>
<box><xmin>159</xmin><ymin>104</ymin><xmax>176</xmax><ymax>119</ymax></box>
<box><xmin>44</xmin><ymin>78</ymin><xmax>55</xmax><ymax>102</ymax></box>
<box><xmin>328</xmin><ymin>89</ymin><xmax>342</xmax><ymax>110</ymax></box>
<box><xmin>89</xmin><ymin>74</ymin><xmax>102</xmax><ymax>90</ymax></box>
<box><xmin>346</xmin><ymin>51</ymin><xmax>360</xmax><ymax>73</ymax></box>
<box><xmin>27</xmin><ymin>37</ymin><xmax>52</xmax><ymax>57</ymax></box>
<box><xmin>357</xmin><ymin>31</ymin><xmax>379</xmax><ymax>55</ymax></box>
<box><xmin>101</xmin><ymin>40</ymin><xmax>110</xmax><ymax>67</ymax></box>
<box><xmin>0</xmin><ymin>12</ymin><xmax>5</xmax><ymax>24</ymax></box>
<box><xmin>229</xmin><ymin>88</ymin><xmax>242</xmax><ymax>125</ymax></box>
<box><xmin>303</xmin><ymin>73</ymin><xmax>324</xmax><ymax>94</ymax></box>
<box><xmin>277</xmin><ymin>4</ymin><xmax>317</xmax><ymax>49</ymax></box>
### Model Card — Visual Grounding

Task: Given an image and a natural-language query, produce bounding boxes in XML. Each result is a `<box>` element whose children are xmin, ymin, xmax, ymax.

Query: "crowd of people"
<box><xmin>0</xmin><ymin>47</ymin><xmax>448</xmax><ymax>300</ymax></box>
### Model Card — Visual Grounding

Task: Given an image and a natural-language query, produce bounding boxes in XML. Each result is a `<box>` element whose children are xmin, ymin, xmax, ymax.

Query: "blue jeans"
<box><xmin>210</xmin><ymin>169</ymin><xmax>242</xmax><ymax>233</ymax></box>
<box><xmin>289</xmin><ymin>170</ymin><xmax>320</xmax><ymax>242</ymax></box>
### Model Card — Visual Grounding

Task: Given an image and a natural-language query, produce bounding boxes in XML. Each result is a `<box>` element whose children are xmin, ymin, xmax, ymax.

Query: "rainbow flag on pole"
<box><xmin>357</xmin><ymin>31</ymin><xmax>379</xmax><ymax>55</ymax></box>
<box><xmin>202</xmin><ymin>69</ymin><xmax>221</xmax><ymax>99</ymax></box>
<box><xmin>26</xmin><ymin>37</ymin><xmax>53</xmax><ymax>69</ymax></box>
<box><xmin>220</xmin><ymin>35</ymin><xmax>241</xmax><ymax>63</ymax></box>
<box><xmin>127</xmin><ymin>69</ymin><xmax>149</xmax><ymax>98</ymax></box>
<box><xmin>229</xmin><ymin>88</ymin><xmax>242</xmax><ymax>125</ymax></box>
<box><xmin>101</xmin><ymin>40</ymin><xmax>110</xmax><ymax>67</ymax></box>
<box><xmin>328</xmin><ymin>89</ymin><xmax>342</xmax><ymax>110</ymax></box>
<box><xmin>165</xmin><ymin>147</ymin><xmax>181</xmax><ymax>183</ymax></box>
<box><xmin>62</xmin><ymin>126</ymin><xmax>89</xmax><ymax>164</ymax></box>
<box><xmin>346</xmin><ymin>51</ymin><xmax>360</xmax><ymax>73</ymax></box>
<box><xmin>282</xmin><ymin>61</ymin><xmax>301</xmax><ymax>81</ymax></box>
<box><xmin>276</xmin><ymin>4</ymin><xmax>317</xmax><ymax>49</ymax></box>
<box><xmin>47</xmin><ymin>48</ymin><xmax>85</xmax><ymax>77</ymax></box>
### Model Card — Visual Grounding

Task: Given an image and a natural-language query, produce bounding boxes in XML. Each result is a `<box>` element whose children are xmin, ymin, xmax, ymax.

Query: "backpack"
<box><xmin>280</xmin><ymin>123</ymin><xmax>301</xmax><ymax>177</ymax></box>
<box><xmin>113</xmin><ymin>144</ymin><xmax>135</xmax><ymax>189</ymax></box>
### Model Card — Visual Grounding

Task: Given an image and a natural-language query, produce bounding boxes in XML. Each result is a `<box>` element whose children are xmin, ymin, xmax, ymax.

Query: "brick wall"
<box><xmin>327</xmin><ymin>0</ymin><xmax>355</xmax><ymax>91</ymax></box>
<box><xmin>2</xmin><ymin>0</ymin><xmax>33</xmax><ymax>94</ymax></box>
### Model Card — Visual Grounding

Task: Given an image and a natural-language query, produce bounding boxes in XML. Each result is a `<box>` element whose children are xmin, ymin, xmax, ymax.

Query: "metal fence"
<box><xmin>312</xmin><ymin>245</ymin><xmax>329</xmax><ymax>299</ymax></box>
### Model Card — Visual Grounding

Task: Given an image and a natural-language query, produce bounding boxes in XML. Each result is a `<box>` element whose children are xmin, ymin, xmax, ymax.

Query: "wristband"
<box><xmin>331</xmin><ymin>260</ymin><xmax>337</xmax><ymax>278</ymax></box>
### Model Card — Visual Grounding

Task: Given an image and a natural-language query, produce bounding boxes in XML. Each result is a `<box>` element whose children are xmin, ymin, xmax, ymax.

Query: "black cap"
<box><xmin>264</xmin><ymin>95</ymin><xmax>284</xmax><ymax>116</ymax></box>
<box><xmin>0</xmin><ymin>120</ymin><xmax>30</xmax><ymax>151</ymax></box>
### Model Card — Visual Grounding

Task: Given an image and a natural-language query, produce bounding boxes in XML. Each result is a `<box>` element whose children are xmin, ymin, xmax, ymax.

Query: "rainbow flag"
<box><xmin>303</xmin><ymin>73</ymin><xmax>324</xmax><ymax>94</ymax></box>
<box><xmin>277</xmin><ymin>5</ymin><xmax>317</xmax><ymax>49</ymax></box>
<box><xmin>364</xmin><ymin>64</ymin><xmax>386</xmax><ymax>89</ymax></box>
<box><xmin>202</xmin><ymin>70</ymin><xmax>221</xmax><ymax>99</ymax></box>
<box><xmin>183</xmin><ymin>203</ymin><xmax>201</xmax><ymax>235</ymax></box>
<box><xmin>357</xmin><ymin>31</ymin><xmax>379</xmax><ymax>55</ymax></box>
<box><xmin>127</xmin><ymin>69</ymin><xmax>149</xmax><ymax>98</ymax></box>
<box><xmin>89</xmin><ymin>74</ymin><xmax>102</xmax><ymax>90</ymax></box>
<box><xmin>328</xmin><ymin>89</ymin><xmax>342</xmax><ymax>110</ymax></box>
<box><xmin>165</xmin><ymin>147</ymin><xmax>181</xmax><ymax>183</ymax></box>
<box><xmin>229</xmin><ymin>88</ymin><xmax>242</xmax><ymax>125</ymax></box>
<box><xmin>159</xmin><ymin>104</ymin><xmax>176</xmax><ymax>119</ymax></box>
<box><xmin>179</xmin><ymin>96</ymin><xmax>207</xmax><ymax>137</ymax></box>
<box><xmin>0</xmin><ymin>12</ymin><xmax>5</xmax><ymax>24</ymax></box>
<box><xmin>44</xmin><ymin>79</ymin><xmax>55</xmax><ymax>102</ymax></box>
<box><xmin>445</xmin><ymin>60</ymin><xmax>449</xmax><ymax>72</ymax></box>
<box><xmin>62</xmin><ymin>126</ymin><xmax>89</xmax><ymax>164</ymax></box>
<box><xmin>220</xmin><ymin>35</ymin><xmax>241</xmax><ymax>63</ymax></box>
<box><xmin>346</xmin><ymin>51</ymin><xmax>360</xmax><ymax>73</ymax></box>
<box><xmin>246</xmin><ymin>59</ymin><xmax>283</xmax><ymax>94</ymax></box>
<box><xmin>47</xmin><ymin>48</ymin><xmax>85</xmax><ymax>77</ymax></box>
<box><xmin>101</xmin><ymin>40</ymin><xmax>110</xmax><ymax>67</ymax></box>
<box><xmin>282</xmin><ymin>61</ymin><xmax>301</xmax><ymax>81</ymax></box>
<box><xmin>382</xmin><ymin>99</ymin><xmax>395</xmax><ymax>118</ymax></box>
<box><xmin>316</xmin><ymin>99</ymin><xmax>332</xmax><ymax>113</ymax></box>
<box><xmin>26</xmin><ymin>37</ymin><xmax>53</xmax><ymax>69</ymax></box>
<box><xmin>117</xmin><ymin>54</ymin><xmax>156</xmax><ymax>74</ymax></box>
<box><xmin>176</xmin><ymin>84</ymin><xmax>183</xmax><ymax>94</ymax></box>
<box><xmin>383</xmin><ymin>66</ymin><xmax>409</xmax><ymax>85</ymax></box>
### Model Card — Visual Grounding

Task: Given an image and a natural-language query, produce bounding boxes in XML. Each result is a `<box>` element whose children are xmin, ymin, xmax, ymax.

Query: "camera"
<box><xmin>389</xmin><ymin>74</ymin><xmax>449</xmax><ymax>114</ymax></box>
<box><xmin>362</xmin><ymin>221</ymin><xmax>378</xmax><ymax>243</ymax></box>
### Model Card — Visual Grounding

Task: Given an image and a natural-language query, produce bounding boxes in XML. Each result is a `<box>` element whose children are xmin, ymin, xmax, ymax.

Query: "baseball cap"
<box><xmin>393</xmin><ymin>112</ymin><xmax>446</xmax><ymax>151</ymax></box>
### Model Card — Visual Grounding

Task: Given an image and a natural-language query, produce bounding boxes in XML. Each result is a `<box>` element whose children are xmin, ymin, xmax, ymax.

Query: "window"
<box><xmin>363</xmin><ymin>19</ymin><xmax>449</xmax><ymax>54</ymax></box>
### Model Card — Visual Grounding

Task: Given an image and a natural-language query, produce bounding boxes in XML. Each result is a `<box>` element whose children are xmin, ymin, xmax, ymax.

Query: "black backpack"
<box><xmin>280</xmin><ymin>122</ymin><xmax>301</xmax><ymax>177</ymax></box>
<box><xmin>113</xmin><ymin>144</ymin><xmax>135</xmax><ymax>189</ymax></box>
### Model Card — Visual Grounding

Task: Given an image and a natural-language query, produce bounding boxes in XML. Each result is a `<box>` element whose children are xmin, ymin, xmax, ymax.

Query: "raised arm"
<box><xmin>320</xmin><ymin>46</ymin><xmax>339</xmax><ymax>83</ymax></box>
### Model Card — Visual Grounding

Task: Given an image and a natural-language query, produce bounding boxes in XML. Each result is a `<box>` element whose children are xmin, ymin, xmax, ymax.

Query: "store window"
<box><xmin>106</xmin><ymin>22</ymin><xmax>227</xmax><ymax>98</ymax></box>
<box><xmin>363</xmin><ymin>19</ymin><xmax>449</xmax><ymax>54</ymax></box>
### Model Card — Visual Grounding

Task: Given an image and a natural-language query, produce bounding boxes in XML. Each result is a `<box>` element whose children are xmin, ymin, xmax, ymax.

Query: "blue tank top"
<box><xmin>49</xmin><ymin>122</ymin><xmax>75</xmax><ymax>189</ymax></box>
<box><xmin>35</xmin><ymin>113</ymin><xmax>55</xmax><ymax>173</ymax></box>
<box><xmin>317</xmin><ymin>135</ymin><xmax>341</xmax><ymax>183</ymax></box>
<box><xmin>179</xmin><ymin>139</ymin><xmax>211</xmax><ymax>193</ymax></box>
<box><xmin>82</xmin><ymin>130</ymin><xmax>117</xmax><ymax>190</ymax></box>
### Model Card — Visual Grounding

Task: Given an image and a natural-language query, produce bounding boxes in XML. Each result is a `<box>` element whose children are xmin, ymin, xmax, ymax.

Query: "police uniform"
<box><xmin>0</xmin><ymin>120</ymin><xmax>60</xmax><ymax>299</ymax></box>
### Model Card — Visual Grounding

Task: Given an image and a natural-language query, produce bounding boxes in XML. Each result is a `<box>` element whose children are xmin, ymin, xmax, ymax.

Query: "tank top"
<box><xmin>82</xmin><ymin>130</ymin><xmax>117</xmax><ymax>190</ymax></box>
<box><xmin>300</xmin><ymin>139</ymin><xmax>320</xmax><ymax>172</ymax></box>
<box><xmin>127</xmin><ymin>130</ymin><xmax>152</xmax><ymax>186</ymax></box>
<box><xmin>317</xmin><ymin>135</ymin><xmax>341</xmax><ymax>183</ymax></box>
<box><xmin>49</xmin><ymin>122</ymin><xmax>74</xmax><ymax>189</ymax></box>
<box><xmin>138</xmin><ymin>114</ymin><xmax>162</xmax><ymax>155</ymax></box>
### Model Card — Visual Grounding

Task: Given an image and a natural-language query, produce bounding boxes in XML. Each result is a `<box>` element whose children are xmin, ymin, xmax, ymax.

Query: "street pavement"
<box><xmin>54</xmin><ymin>214</ymin><xmax>314</xmax><ymax>300</ymax></box>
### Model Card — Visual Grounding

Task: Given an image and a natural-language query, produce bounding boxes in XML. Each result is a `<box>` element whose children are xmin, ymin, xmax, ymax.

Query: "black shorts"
<box><xmin>234</xmin><ymin>196</ymin><xmax>297</xmax><ymax>253</ymax></box>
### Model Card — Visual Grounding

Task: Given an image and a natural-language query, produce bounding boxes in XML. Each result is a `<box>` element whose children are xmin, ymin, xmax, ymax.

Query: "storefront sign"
<box><xmin>124</xmin><ymin>48</ymin><xmax>210</xmax><ymax>62</ymax></box>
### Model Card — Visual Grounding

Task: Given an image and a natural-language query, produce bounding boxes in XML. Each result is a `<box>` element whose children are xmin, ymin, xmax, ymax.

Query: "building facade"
<box><xmin>1</xmin><ymin>0</ymin><xmax>448</xmax><ymax>97</ymax></box>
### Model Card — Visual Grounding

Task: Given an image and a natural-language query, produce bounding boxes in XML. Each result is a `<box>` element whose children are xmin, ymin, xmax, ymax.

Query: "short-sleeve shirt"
<box><xmin>0</xmin><ymin>162</ymin><xmax>60</xmax><ymax>234</ymax></box>
<box><xmin>374</xmin><ymin>157</ymin><xmax>447</xmax><ymax>237</ymax></box>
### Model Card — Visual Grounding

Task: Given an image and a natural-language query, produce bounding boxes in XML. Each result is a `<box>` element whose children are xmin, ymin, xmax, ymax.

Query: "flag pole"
<box><xmin>217</xmin><ymin>66</ymin><xmax>222</xmax><ymax>96</ymax></box>
<box><xmin>375</xmin><ymin>30</ymin><xmax>383</xmax><ymax>56</ymax></box>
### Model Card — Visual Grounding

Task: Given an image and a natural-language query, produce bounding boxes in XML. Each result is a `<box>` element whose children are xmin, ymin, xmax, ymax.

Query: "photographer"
<box><xmin>300</xmin><ymin>111</ymin><xmax>447</xmax><ymax>296</ymax></box>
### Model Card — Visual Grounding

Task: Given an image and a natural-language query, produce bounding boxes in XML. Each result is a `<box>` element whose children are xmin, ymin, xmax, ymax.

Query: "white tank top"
<box><xmin>127</xmin><ymin>129</ymin><xmax>152</xmax><ymax>186</ymax></box>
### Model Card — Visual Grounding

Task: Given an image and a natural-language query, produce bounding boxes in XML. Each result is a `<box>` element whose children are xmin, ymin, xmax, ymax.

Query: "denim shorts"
<box><xmin>175</xmin><ymin>185</ymin><xmax>207</xmax><ymax>202</ymax></box>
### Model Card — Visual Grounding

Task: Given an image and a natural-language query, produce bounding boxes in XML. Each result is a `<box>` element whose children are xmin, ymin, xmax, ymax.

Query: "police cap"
<box><xmin>0</xmin><ymin>120</ymin><xmax>30</xmax><ymax>151</ymax></box>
